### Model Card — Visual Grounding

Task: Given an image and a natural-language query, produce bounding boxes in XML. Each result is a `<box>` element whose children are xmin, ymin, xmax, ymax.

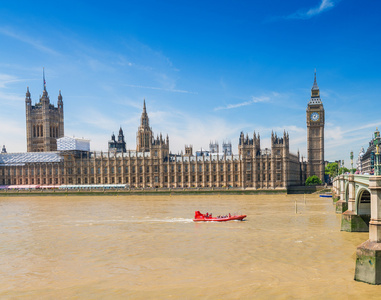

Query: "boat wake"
<box><xmin>145</xmin><ymin>218</ymin><xmax>194</xmax><ymax>223</ymax></box>
<box><xmin>62</xmin><ymin>218</ymin><xmax>195</xmax><ymax>225</ymax></box>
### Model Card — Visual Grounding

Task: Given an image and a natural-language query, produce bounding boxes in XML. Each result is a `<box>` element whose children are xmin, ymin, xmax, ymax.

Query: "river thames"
<box><xmin>0</xmin><ymin>194</ymin><xmax>380</xmax><ymax>299</ymax></box>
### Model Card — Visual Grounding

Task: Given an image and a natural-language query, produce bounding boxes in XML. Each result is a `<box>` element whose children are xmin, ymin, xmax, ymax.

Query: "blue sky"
<box><xmin>0</xmin><ymin>0</ymin><xmax>381</xmax><ymax>167</ymax></box>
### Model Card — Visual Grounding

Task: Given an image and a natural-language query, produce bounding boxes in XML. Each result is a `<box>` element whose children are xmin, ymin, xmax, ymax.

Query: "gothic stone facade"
<box><xmin>0</xmin><ymin>74</ymin><xmax>326</xmax><ymax>188</ymax></box>
<box><xmin>0</xmin><ymin>141</ymin><xmax>304</xmax><ymax>189</ymax></box>
<box><xmin>25</xmin><ymin>81</ymin><xmax>64</xmax><ymax>152</ymax></box>
<box><xmin>1</xmin><ymin>102</ymin><xmax>306</xmax><ymax>188</ymax></box>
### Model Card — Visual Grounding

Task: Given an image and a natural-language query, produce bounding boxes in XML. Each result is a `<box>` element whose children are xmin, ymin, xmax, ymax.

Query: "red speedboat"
<box><xmin>193</xmin><ymin>211</ymin><xmax>246</xmax><ymax>222</ymax></box>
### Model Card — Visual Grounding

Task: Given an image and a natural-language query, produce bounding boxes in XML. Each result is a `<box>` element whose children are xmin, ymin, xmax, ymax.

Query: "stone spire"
<box><xmin>312</xmin><ymin>69</ymin><xmax>319</xmax><ymax>90</ymax></box>
<box><xmin>40</xmin><ymin>68</ymin><xmax>49</xmax><ymax>103</ymax></box>
<box><xmin>57</xmin><ymin>90</ymin><xmax>63</xmax><ymax>111</ymax></box>
<box><xmin>140</xmin><ymin>99</ymin><xmax>149</xmax><ymax>127</ymax></box>
<box><xmin>137</xmin><ymin>99</ymin><xmax>153</xmax><ymax>152</ymax></box>
<box><xmin>118</xmin><ymin>127</ymin><xmax>125</xmax><ymax>143</ymax></box>
<box><xmin>309</xmin><ymin>69</ymin><xmax>322</xmax><ymax>105</ymax></box>
<box><xmin>43</xmin><ymin>67</ymin><xmax>47</xmax><ymax>92</ymax></box>
<box><xmin>25</xmin><ymin>87</ymin><xmax>31</xmax><ymax>104</ymax></box>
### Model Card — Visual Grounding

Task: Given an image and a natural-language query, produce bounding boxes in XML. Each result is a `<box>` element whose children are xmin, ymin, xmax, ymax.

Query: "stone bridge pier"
<box><xmin>335</xmin><ymin>175</ymin><xmax>348</xmax><ymax>213</ymax></box>
<box><xmin>355</xmin><ymin>176</ymin><xmax>381</xmax><ymax>284</ymax></box>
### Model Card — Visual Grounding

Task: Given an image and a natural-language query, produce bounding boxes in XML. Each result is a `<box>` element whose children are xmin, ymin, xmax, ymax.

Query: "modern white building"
<box><xmin>57</xmin><ymin>136</ymin><xmax>90</xmax><ymax>152</ymax></box>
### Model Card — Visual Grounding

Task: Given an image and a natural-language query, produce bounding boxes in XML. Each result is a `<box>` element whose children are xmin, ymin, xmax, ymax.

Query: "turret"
<box><xmin>56</xmin><ymin>89</ymin><xmax>64</xmax><ymax>139</ymax></box>
<box><xmin>25</xmin><ymin>87</ymin><xmax>32</xmax><ymax>121</ymax></box>
<box><xmin>108</xmin><ymin>127</ymin><xmax>126</xmax><ymax>153</ymax></box>
<box><xmin>283</xmin><ymin>130</ymin><xmax>289</xmax><ymax>148</ymax></box>
<box><xmin>185</xmin><ymin>145</ymin><xmax>193</xmax><ymax>156</ymax></box>
<box><xmin>238</xmin><ymin>131</ymin><xmax>254</xmax><ymax>156</ymax></box>
<box><xmin>222</xmin><ymin>140</ymin><xmax>232</xmax><ymax>155</ymax></box>
<box><xmin>118</xmin><ymin>127</ymin><xmax>124</xmax><ymax>142</ymax></box>
<box><xmin>25</xmin><ymin>87</ymin><xmax>31</xmax><ymax>105</ymax></box>
<box><xmin>253</xmin><ymin>131</ymin><xmax>260</xmax><ymax>155</ymax></box>
<box><xmin>271</xmin><ymin>131</ymin><xmax>289</xmax><ymax>158</ymax></box>
<box><xmin>209</xmin><ymin>141</ymin><xmax>219</xmax><ymax>153</ymax></box>
<box><xmin>58</xmin><ymin>90</ymin><xmax>63</xmax><ymax>108</ymax></box>
<box><xmin>136</xmin><ymin>99</ymin><xmax>153</xmax><ymax>152</ymax></box>
<box><xmin>239</xmin><ymin>132</ymin><xmax>244</xmax><ymax>145</ymax></box>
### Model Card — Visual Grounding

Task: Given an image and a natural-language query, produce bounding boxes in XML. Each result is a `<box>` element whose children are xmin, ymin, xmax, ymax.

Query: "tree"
<box><xmin>325</xmin><ymin>162</ymin><xmax>339</xmax><ymax>178</ymax></box>
<box><xmin>339</xmin><ymin>167</ymin><xmax>350</xmax><ymax>174</ymax></box>
<box><xmin>305</xmin><ymin>175</ymin><xmax>322</xmax><ymax>186</ymax></box>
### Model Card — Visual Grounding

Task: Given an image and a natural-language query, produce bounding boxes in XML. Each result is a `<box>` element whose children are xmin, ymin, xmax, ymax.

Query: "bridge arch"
<box><xmin>355</xmin><ymin>187</ymin><xmax>371</xmax><ymax>216</ymax></box>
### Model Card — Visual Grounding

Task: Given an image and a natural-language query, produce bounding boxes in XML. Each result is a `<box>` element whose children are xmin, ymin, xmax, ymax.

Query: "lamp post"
<box><xmin>374</xmin><ymin>129</ymin><xmax>381</xmax><ymax>176</ymax></box>
<box><xmin>350</xmin><ymin>151</ymin><xmax>354</xmax><ymax>174</ymax></box>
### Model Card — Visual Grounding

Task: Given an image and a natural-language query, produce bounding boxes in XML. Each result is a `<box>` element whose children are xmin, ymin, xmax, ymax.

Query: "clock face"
<box><xmin>311</xmin><ymin>112</ymin><xmax>319</xmax><ymax>121</ymax></box>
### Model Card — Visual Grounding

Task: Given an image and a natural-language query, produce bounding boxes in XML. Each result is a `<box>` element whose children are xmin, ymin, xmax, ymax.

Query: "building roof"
<box><xmin>0</xmin><ymin>152</ymin><xmax>63</xmax><ymax>166</ymax></box>
<box><xmin>308</xmin><ymin>71</ymin><xmax>322</xmax><ymax>105</ymax></box>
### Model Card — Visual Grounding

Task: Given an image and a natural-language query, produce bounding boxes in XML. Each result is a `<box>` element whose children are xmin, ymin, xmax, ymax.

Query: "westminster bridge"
<box><xmin>332</xmin><ymin>174</ymin><xmax>381</xmax><ymax>284</ymax></box>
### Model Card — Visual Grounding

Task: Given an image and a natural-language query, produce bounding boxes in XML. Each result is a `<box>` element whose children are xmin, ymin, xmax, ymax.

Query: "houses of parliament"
<box><xmin>0</xmin><ymin>73</ymin><xmax>325</xmax><ymax>189</ymax></box>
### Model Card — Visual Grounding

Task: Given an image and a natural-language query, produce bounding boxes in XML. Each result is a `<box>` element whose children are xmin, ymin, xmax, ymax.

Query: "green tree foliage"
<box><xmin>305</xmin><ymin>175</ymin><xmax>322</xmax><ymax>186</ymax></box>
<box><xmin>339</xmin><ymin>167</ymin><xmax>350</xmax><ymax>174</ymax></box>
<box><xmin>325</xmin><ymin>162</ymin><xmax>339</xmax><ymax>177</ymax></box>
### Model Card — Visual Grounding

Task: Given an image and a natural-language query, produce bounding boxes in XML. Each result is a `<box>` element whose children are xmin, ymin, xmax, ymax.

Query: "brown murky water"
<box><xmin>0</xmin><ymin>194</ymin><xmax>380</xmax><ymax>299</ymax></box>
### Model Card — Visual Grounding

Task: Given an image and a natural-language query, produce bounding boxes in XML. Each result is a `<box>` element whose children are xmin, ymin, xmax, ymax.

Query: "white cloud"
<box><xmin>0</xmin><ymin>73</ymin><xmax>30</xmax><ymax>104</ymax></box>
<box><xmin>285</xmin><ymin>0</ymin><xmax>337</xmax><ymax>20</ymax></box>
<box><xmin>0</xmin><ymin>27</ymin><xmax>60</xmax><ymax>56</ymax></box>
<box><xmin>214</xmin><ymin>96</ymin><xmax>270</xmax><ymax>111</ymax></box>
<box><xmin>306</xmin><ymin>0</ymin><xmax>335</xmax><ymax>17</ymax></box>
<box><xmin>0</xmin><ymin>74</ymin><xmax>20</xmax><ymax>88</ymax></box>
<box><xmin>0</xmin><ymin>90</ymin><xmax>24</xmax><ymax>103</ymax></box>
<box><xmin>124</xmin><ymin>84</ymin><xmax>197</xmax><ymax>94</ymax></box>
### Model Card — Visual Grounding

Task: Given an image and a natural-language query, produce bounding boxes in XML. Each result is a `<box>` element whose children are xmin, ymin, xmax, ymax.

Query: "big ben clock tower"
<box><xmin>306</xmin><ymin>71</ymin><xmax>325</xmax><ymax>182</ymax></box>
